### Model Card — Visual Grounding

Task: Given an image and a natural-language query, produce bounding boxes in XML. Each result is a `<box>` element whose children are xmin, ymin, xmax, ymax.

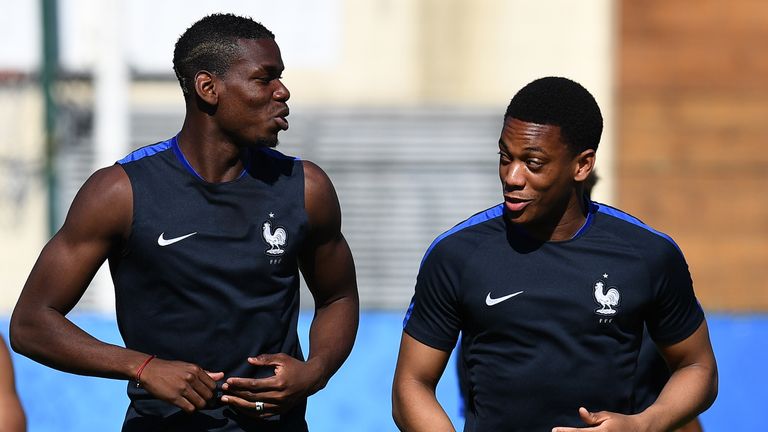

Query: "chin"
<box><xmin>505</xmin><ymin>215</ymin><xmax>528</xmax><ymax>226</ymax></box>
<box><xmin>250</xmin><ymin>137</ymin><xmax>279</xmax><ymax>148</ymax></box>
<box><xmin>503</xmin><ymin>208</ymin><xmax>539</xmax><ymax>227</ymax></box>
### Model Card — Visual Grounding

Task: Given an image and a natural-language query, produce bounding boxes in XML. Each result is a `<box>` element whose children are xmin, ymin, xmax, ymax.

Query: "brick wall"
<box><xmin>619</xmin><ymin>0</ymin><xmax>768</xmax><ymax>310</ymax></box>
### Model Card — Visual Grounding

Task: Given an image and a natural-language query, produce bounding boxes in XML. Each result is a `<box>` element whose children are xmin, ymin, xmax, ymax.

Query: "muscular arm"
<box><xmin>9</xmin><ymin>166</ymin><xmax>144</xmax><ymax>379</ymax></box>
<box><xmin>222</xmin><ymin>160</ymin><xmax>358</xmax><ymax>415</ymax></box>
<box><xmin>392</xmin><ymin>333</ymin><xmax>455</xmax><ymax>432</ymax></box>
<box><xmin>297</xmin><ymin>160</ymin><xmax>359</xmax><ymax>391</ymax></box>
<box><xmin>0</xmin><ymin>336</ymin><xmax>25</xmax><ymax>432</ymax></box>
<box><xmin>9</xmin><ymin>166</ymin><xmax>221</xmax><ymax>412</ymax></box>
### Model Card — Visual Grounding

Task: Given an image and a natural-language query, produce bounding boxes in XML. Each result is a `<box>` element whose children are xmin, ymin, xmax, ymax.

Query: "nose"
<box><xmin>502</xmin><ymin>163</ymin><xmax>526</xmax><ymax>190</ymax></box>
<box><xmin>273</xmin><ymin>79</ymin><xmax>290</xmax><ymax>102</ymax></box>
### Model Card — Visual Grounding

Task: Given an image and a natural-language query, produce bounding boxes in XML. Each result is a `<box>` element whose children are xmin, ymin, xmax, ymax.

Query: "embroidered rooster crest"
<box><xmin>262</xmin><ymin>221</ymin><xmax>287</xmax><ymax>256</ymax></box>
<box><xmin>593</xmin><ymin>280</ymin><xmax>620</xmax><ymax>316</ymax></box>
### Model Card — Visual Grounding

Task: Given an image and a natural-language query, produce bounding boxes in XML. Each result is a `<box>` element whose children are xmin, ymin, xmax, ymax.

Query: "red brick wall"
<box><xmin>619</xmin><ymin>0</ymin><xmax>768</xmax><ymax>311</ymax></box>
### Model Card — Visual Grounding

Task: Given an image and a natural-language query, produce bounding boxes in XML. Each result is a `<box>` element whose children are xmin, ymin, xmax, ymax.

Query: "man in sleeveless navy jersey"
<box><xmin>10</xmin><ymin>14</ymin><xmax>358</xmax><ymax>431</ymax></box>
<box><xmin>392</xmin><ymin>77</ymin><xmax>717</xmax><ymax>432</ymax></box>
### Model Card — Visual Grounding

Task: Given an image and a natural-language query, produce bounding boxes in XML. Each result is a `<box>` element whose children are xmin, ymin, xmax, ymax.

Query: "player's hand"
<box><xmin>138</xmin><ymin>358</ymin><xmax>224</xmax><ymax>413</ymax></box>
<box><xmin>220</xmin><ymin>353</ymin><xmax>323</xmax><ymax>418</ymax></box>
<box><xmin>552</xmin><ymin>407</ymin><xmax>644</xmax><ymax>432</ymax></box>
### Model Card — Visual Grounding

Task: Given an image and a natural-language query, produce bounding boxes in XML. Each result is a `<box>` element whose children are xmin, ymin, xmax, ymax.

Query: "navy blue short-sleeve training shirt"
<box><xmin>403</xmin><ymin>202</ymin><xmax>704</xmax><ymax>432</ymax></box>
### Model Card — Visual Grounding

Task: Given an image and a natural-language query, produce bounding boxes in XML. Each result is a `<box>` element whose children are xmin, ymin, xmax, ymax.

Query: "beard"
<box><xmin>251</xmin><ymin>137</ymin><xmax>279</xmax><ymax>148</ymax></box>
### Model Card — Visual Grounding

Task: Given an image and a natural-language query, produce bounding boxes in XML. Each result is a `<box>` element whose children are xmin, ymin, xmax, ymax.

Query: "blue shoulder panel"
<box><xmin>117</xmin><ymin>137</ymin><xmax>174</xmax><ymax>165</ymax></box>
<box><xmin>420</xmin><ymin>203</ymin><xmax>504</xmax><ymax>268</ymax></box>
<box><xmin>593</xmin><ymin>202</ymin><xmax>682</xmax><ymax>253</ymax></box>
<box><xmin>404</xmin><ymin>204</ymin><xmax>504</xmax><ymax>328</ymax></box>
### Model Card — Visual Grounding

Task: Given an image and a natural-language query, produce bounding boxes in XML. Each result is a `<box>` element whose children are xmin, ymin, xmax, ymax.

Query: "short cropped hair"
<box><xmin>504</xmin><ymin>77</ymin><xmax>603</xmax><ymax>153</ymax></box>
<box><xmin>173</xmin><ymin>13</ymin><xmax>275</xmax><ymax>97</ymax></box>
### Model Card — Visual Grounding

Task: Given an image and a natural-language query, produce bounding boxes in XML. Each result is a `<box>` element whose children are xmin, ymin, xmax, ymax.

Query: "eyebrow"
<box><xmin>261</xmin><ymin>65</ymin><xmax>283</xmax><ymax>73</ymax></box>
<box><xmin>498</xmin><ymin>140</ymin><xmax>546</xmax><ymax>153</ymax></box>
<box><xmin>250</xmin><ymin>64</ymin><xmax>283</xmax><ymax>77</ymax></box>
<box><xmin>523</xmin><ymin>145</ymin><xmax>545</xmax><ymax>153</ymax></box>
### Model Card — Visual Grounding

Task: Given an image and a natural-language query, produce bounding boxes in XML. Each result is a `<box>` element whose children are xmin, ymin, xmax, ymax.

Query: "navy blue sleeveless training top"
<box><xmin>115</xmin><ymin>135</ymin><xmax>309</xmax><ymax>431</ymax></box>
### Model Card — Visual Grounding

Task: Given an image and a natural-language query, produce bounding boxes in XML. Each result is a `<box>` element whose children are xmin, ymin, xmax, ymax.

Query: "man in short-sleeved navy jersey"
<box><xmin>10</xmin><ymin>14</ymin><xmax>358</xmax><ymax>431</ymax></box>
<box><xmin>392</xmin><ymin>77</ymin><xmax>717</xmax><ymax>432</ymax></box>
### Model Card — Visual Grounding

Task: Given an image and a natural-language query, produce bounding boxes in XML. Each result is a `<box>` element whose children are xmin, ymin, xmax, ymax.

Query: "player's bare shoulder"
<box><xmin>84</xmin><ymin>164</ymin><xmax>131</xmax><ymax>197</ymax></box>
<box><xmin>301</xmin><ymin>160</ymin><xmax>341</xmax><ymax>235</ymax></box>
<box><xmin>62</xmin><ymin>164</ymin><xmax>133</xmax><ymax>241</ymax></box>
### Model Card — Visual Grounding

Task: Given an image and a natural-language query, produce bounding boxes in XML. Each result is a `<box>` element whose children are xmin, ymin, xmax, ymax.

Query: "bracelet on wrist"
<box><xmin>135</xmin><ymin>354</ymin><xmax>156</xmax><ymax>388</ymax></box>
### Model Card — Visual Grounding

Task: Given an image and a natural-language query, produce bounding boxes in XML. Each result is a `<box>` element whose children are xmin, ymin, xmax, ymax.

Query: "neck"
<box><xmin>511</xmin><ymin>194</ymin><xmax>589</xmax><ymax>242</ymax></box>
<box><xmin>549</xmin><ymin>198</ymin><xmax>590</xmax><ymax>241</ymax></box>
<box><xmin>177</xmin><ymin>120</ymin><xmax>246</xmax><ymax>183</ymax></box>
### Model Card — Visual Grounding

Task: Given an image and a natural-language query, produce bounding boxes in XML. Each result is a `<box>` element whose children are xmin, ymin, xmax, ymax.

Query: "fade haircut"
<box><xmin>173</xmin><ymin>13</ymin><xmax>275</xmax><ymax>97</ymax></box>
<box><xmin>504</xmin><ymin>77</ymin><xmax>603</xmax><ymax>154</ymax></box>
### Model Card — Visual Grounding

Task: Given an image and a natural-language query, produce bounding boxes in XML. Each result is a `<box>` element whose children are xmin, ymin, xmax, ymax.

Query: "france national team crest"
<box><xmin>262</xmin><ymin>213</ymin><xmax>287</xmax><ymax>257</ymax></box>
<box><xmin>593</xmin><ymin>273</ymin><xmax>620</xmax><ymax>323</ymax></box>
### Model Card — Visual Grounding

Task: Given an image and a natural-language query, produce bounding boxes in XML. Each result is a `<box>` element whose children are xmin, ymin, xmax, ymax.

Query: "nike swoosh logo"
<box><xmin>485</xmin><ymin>291</ymin><xmax>524</xmax><ymax>306</ymax></box>
<box><xmin>157</xmin><ymin>232</ymin><xmax>197</xmax><ymax>246</ymax></box>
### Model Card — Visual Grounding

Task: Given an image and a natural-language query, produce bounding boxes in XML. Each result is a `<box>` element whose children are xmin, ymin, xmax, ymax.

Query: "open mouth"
<box><xmin>504</xmin><ymin>198</ymin><xmax>532</xmax><ymax>212</ymax></box>
<box><xmin>274</xmin><ymin>108</ymin><xmax>290</xmax><ymax>130</ymax></box>
<box><xmin>274</xmin><ymin>116</ymin><xmax>289</xmax><ymax>130</ymax></box>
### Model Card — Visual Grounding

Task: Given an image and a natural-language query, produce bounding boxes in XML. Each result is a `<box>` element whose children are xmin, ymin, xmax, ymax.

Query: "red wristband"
<box><xmin>135</xmin><ymin>355</ymin><xmax>156</xmax><ymax>388</ymax></box>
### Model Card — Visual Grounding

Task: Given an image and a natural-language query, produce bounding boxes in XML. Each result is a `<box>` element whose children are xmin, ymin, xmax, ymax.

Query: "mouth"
<box><xmin>504</xmin><ymin>196</ymin><xmax>532</xmax><ymax>212</ymax></box>
<box><xmin>274</xmin><ymin>107</ymin><xmax>290</xmax><ymax>131</ymax></box>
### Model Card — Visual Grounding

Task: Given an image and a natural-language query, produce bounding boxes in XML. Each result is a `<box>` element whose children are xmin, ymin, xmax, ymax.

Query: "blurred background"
<box><xmin>0</xmin><ymin>0</ymin><xmax>765</xmax><ymax>430</ymax></box>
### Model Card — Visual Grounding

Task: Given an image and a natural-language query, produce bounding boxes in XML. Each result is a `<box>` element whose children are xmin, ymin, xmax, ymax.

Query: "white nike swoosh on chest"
<box><xmin>485</xmin><ymin>290</ymin><xmax>524</xmax><ymax>306</ymax></box>
<box><xmin>157</xmin><ymin>232</ymin><xmax>197</xmax><ymax>246</ymax></box>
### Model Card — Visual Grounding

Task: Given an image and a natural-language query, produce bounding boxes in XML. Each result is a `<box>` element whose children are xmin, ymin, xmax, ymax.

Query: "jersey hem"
<box><xmin>403</xmin><ymin>326</ymin><xmax>456</xmax><ymax>353</ymax></box>
<box><xmin>650</xmin><ymin>310</ymin><xmax>706</xmax><ymax>347</ymax></box>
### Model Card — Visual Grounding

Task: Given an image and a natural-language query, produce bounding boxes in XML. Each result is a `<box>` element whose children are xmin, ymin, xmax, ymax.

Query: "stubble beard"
<box><xmin>252</xmin><ymin>137</ymin><xmax>279</xmax><ymax>148</ymax></box>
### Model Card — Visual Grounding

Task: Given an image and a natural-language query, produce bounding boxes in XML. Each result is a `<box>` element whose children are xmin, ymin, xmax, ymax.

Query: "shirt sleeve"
<box><xmin>645</xmin><ymin>242</ymin><xmax>705</xmax><ymax>346</ymax></box>
<box><xmin>403</xmin><ymin>239</ymin><xmax>463</xmax><ymax>352</ymax></box>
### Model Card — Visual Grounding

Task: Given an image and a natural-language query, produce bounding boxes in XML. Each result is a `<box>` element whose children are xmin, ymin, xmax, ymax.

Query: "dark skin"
<box><xmin>10</xmin><ymin>37</ymin><xmax>359</xmax><ymax>418</ymax></box>
<box><xmin>497</xmin><ymin>118</ymin><xmax>594</xmax><ymax>241</ymax></box>
<box><xmin>392</xmin><ymin>117</ymin><xmax>717</xmax><ymax>432</ymax></box>
<box><xmin>0</xmin><ymin>336</ymin><xmax>25</xmax><ymax>432</ymax></box>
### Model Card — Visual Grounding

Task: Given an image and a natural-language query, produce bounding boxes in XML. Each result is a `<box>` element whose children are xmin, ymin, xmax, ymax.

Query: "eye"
<box><xmin>526</xmin><ymin>159</ymin><xmax>544</xmax><ymax>170</ymax></box>
<box><xmin>255</xmin><ymin>75</ymin><xmax>283</xmax><ymax>83</ymax></box>
<box><xmin>498</xmin><ymin>151</ymin><xmax>511</xmax><ymax>165</ymax></box>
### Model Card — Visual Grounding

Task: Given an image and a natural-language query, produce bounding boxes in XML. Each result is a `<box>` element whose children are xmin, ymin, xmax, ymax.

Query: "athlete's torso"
<box><xmin>405</xmin><ymin>203</ymin><xmax>703</xmax><ymax>432</ymax></box>
<box><xmin>114</xmin><ymin>136</ymin><xmax>309</xmax><ymax>430</ymax></box>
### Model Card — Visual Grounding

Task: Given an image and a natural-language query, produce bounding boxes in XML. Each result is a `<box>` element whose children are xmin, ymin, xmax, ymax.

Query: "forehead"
<box><xmin>230</xmin><ymin>38</ymin><xmax>284</xmax><ymax>71</ymax></box>
<box><xmin>499</xmin><ymin>117</ymin><xmax>566</xmax><ymax>152</ymax></box>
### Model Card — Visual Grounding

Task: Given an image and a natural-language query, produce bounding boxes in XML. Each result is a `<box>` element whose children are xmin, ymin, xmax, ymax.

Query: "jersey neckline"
<box><xmin>170</xmin><ymin>134</ymin><xmax>249</xmax><ymax>184</ymax></box>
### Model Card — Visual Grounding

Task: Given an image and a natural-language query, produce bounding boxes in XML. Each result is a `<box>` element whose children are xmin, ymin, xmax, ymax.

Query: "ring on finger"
<box><xmin>254</xmin><ymin>401</ymin><xmax>265</xmax><ymax>413</ymax></box>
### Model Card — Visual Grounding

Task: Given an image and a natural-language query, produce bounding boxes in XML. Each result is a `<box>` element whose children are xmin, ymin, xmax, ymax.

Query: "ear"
<box><xmin>194</xmin><ymin>70</ymin><xmax>218</xmax><ymax>105</ymax></box>
<box><xmin>573</xmin><ymin>149</ymin><xmax>596</xmax><ymax>182</ymax></box>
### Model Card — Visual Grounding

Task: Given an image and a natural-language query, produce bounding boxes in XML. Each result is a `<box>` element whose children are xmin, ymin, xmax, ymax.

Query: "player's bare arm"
<box><xmin>221</xmin><ymin>160</ymin><xmax>359</xmax><ymax>417</ymax></box>
<box><xmin>552</xmin><ymin>321</ymin><xmax>717</xmax><ymax>432</ymax></box>
<box><xmin>9</xmin><ymin>165</ymin><xmax>222</xmax><ymax>413</ymax></box>
<box><xmin>392</xmin><ymin>333</ymin><xmax>455</xmax><ymax>432</ymax></box>
<box><xmin>0</xmin><ymin>336</ymin><xmax>25</xmax><ymax>432</ymax></box>
<box><xmin>643</xmin><ymin>320</ymin><xmax>717</xmax><ymax>431</ymax></box>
